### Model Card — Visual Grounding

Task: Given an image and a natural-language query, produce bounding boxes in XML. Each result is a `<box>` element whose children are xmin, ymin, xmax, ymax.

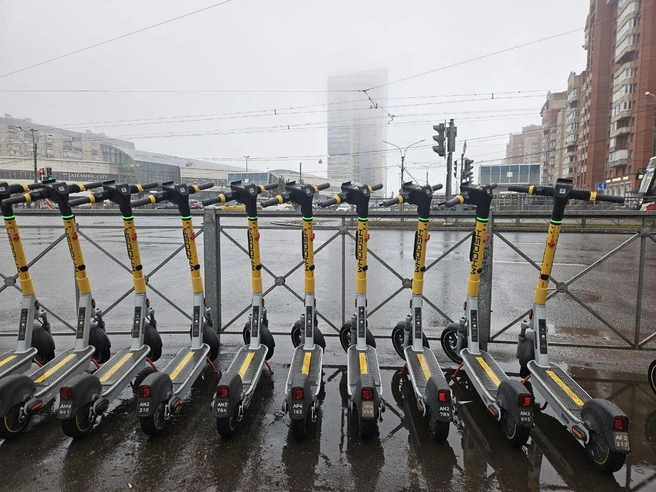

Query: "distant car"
<box><xmin>189</xmin><ymin>200</ymin><xmax>204</xmax><ymax>210</ymax></box>
<box><xmin>336</xmin><ymin>203</ymin><xmax>351</xmax><ymax>213</ymax></box>
<box><xmin>265</xmin><ymin>203</ymin><xmax>294</xmax><ymax>212</ymax></box>
<box><xmin>157</xmin><ymin>202</ymin><xmax>177</xmax><ymax>209</ymax></box>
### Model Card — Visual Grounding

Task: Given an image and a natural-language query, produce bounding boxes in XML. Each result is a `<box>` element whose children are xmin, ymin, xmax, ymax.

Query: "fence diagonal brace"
<box><xmin>491</xmin><ymin>290</ymin><xmax>559</xmax><ymax>340</ymax></box>
<box><xmin>78</xmin><ymin>230</ymin><xmax>131</xmax><ymax>273</ymax></box>
<box><xmin>421</xmin><ymin>295</ymin><xmax>454</xmax><ymax>324</ymax></box>
<box><xmin>495</xmin><ymin>231</ymin><xmax>560</xmax><ymax>286</ymax></box>
<box><xmin>425</xmin><ymin>232</ymin><xmax>472</xmax><ymax>273</ymax></box>
<box><xmin>220</xmin><ymin>228</ymin><xmax>278</xmax><ymax>280</ymax></box>
<box><xmin>367</xmin><ymin>286</ymin><xmax>405</xmax><ymax>318</ymax></box>
<box><xmin>148</xmin><ymin>285</ymin><xmax>192</xmax><ymax>320</ymax></box>
<box><xmin>565</xmin><ymin>290</ymin><xmax>634</xmax><ymax>347</ymax></box>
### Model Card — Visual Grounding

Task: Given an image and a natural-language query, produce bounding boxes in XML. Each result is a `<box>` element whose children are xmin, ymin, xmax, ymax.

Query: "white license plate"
<box><xmin>614</xmin><ymin>432</ymin><xmax>630</xmax><ymax>451</ymax></box>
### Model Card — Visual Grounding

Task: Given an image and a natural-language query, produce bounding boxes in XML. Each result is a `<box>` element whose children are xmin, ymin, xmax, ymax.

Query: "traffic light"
<box><xmin>462</xmin><ymin>158</ymin><xmax>475</xmax><ymax>184</ymax></box>
<box><xmin>45</xmin><ymin>167</ymin><xmax>53</xmax><ymax>180</ymax></box>
<box><xmin>432</xmin><ymin>123</ymin><xmax>446</xmax><ymax>157</ymax></box>
<box><xmin>447</xmin><ymin>124</ymin><xmax>457</xmax><ymax>153</ymax></box>
<box><xmin>453</xmin><ymin>160</ymin><xmax>458</xmax><ymax>179</ymax></box>
<box><xmin>38</xmin><ymin>168</ymin><xmax>45</xmax><ymax>177</ymax></box>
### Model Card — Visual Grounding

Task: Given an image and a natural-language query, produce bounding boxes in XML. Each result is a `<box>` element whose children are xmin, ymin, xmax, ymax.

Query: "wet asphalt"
<box><xmin>0</xmin><ymin>214</ymin><xmax>655</xmax><ymax>491</ymax></box>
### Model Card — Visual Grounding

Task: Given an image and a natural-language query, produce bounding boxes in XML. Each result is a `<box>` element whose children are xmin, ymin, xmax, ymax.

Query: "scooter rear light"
<box><xmin>438</xmin><ymin>389</ymin><xmax>451</xmax><ymax>402</ymax></box>
<box><xmin>217</xmin><ymin>385</ymin><xmax>229</xmax><ymax>399</ymax></box>
<box><xmin>292</xmin><ymin>387</ymin><xmax>304</xmax><ymax>400</ymax></box>
<box><xmin>138</xmin><ymin>385</ymin><xmax>151</xmax><ymax>398</ymax></box>
<box><xmin>518</xmin><ymin>393</ymin><xmax>532</xmax><ymax>407</ymax></box>
<box><xmin>614</xmin><ymin>415</ymin><xmax>628</xmax><ymax>432</ymax></box>
<box><xmin>60</xmin><ymin>387</ymin><xmax>73</xmax><ymax>400</ymax></box>
<box><xmin>362</xmin><ymin>387</ymin><xmax>374</xmax><ymax>401</ymax></box>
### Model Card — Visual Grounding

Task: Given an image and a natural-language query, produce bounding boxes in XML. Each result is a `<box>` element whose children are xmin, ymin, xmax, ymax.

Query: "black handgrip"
<box><xmin>131</xmin><ymin>195</ymin><xmax>157</xmax><ymax>207</ymax></box>
<box><xmin>595</xmin><ymin>193</ymin><xmax>624</xmax><ymax>204</ymax></box>
<box><xmin>431</xmin><ymin>184</ymin><xmax>444</xmax><ymax>192</ymax></box>
<box><xmin>370</xmin><ymin>183</ymin><xmax>383</xmax><ymax>191</ymax></box>
<box><xmin>69</xmin><ymin>196</ymin><xmax>92</xmax><ymax>207</ymax></box>
<box><xmin>1</xmin><ymin>195</ymin><xmax>28</xmax><ymax>206</ymax></box>
<box><xmin>138</xmin><ymin>182</ymin><xmax>159</xmax><ymax>191</ymax></box>
<box><xmin>444</xmin><ymin>196</ymin><xmax>464</xmax><ymax>208</ymax></box>
<box><xmin>80</xmin><ymin>181</ymin><xmax>105</xmax><ymax>191</ymax></box>
<box><xmin>381</xmin><ymin>196</ymin><xmax>400</xmax><ymax>207</ymax></box>
<box><xmin>316</xmin><ymin>183</ymin><xmax>330</xmax><ymax>191</ymax></box>
<box><xmin>508</xmin><ymin>185</ymin><xmax>531</xmax><ymax>193</ymax></box>
<box><xmin>261</xmin><ymin>197</ymin><xmax>281</xmax><ymax>208</ymax></box>
<box><xmin>194</xmin><ymin>182</ymin><xmax>214</xmax><ymax>192</ymax></box>
<box><xmin>263</xmin><ymin>183</ymin><xmax>279</xmax><ymax>191</ymax></box>
<box><xmin>318</xmin><ymin>197</ymin><xmax>338</xmax><ymax>208</ymax></box>
<box><xmin>488</xmin><ymin>183</ymin><xmax>498</xmax><ymax>190</ymax></box>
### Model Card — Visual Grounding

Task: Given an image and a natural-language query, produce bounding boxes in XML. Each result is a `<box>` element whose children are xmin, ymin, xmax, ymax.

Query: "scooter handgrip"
<box><xmin>444</xmin><ymin>196</ymin><xmax>464</xmax><ymax>208</ymax></box>
<box><xmin>131</xmin><ymin>195</ymin><xmax>158</xmax><ymax>207</ymax></box>
<box><xmin>595</xmin><ymin>193</ymin><xmax>624</xmax><ymax>204</ymax></box>
<box><xmin>69</xmin><ymin>196</ymin><xmax>92</xmax><ymax>207</ymax></box>
<box><xmin>263</xmin><ymin>183</ymin><xmax>279</xmax><ymax>191</ymax></box>
<box><xmin>508</xmin><ymin>185</ymin><xmax>531</xmax><ymax>193</ymax></box>
<box><xmin>431</xmin><ymin>184</ymin><xmax>444</xmax><ymax>192</ymax></box>
<box><xmin>194</xmin><ymin>182</ymin><xmax>214</xmax><ymax>191</ymax></box>
<box><xmin>80</xmin><ymin>181</ymin><xmax>105</xmax><ymax>191</ymax></box>
<box><xmin>261</xmin><ymin>197</ymin><xmax>282</xmax><ymax>207</ymax></box>
<box><xmin>487</xmin><ymin>183</ymin><xmax>498</xmax><ymax>190</ymax></box>
<box><xmin>8</xmin><ymin>183</ymin><xmax>39</xmax><ymax>194</ymax></box>
<box><xmin>318</xmin><ymin>197</ymin><xmax>338</xmax><ymax>208</ymax></box>
<box><xmin>370</xmin><ymin>183</ymin><xmax>384</xmax><ymax>191</ymax></box>
<box><xmin>1</xmin><ymin>195</ymin><xmax>28</xmax><ymax>206</ymax></box>
<box><xmin>138</xmin><ymin>182</ymin><xmax>159</xmax><ymax>191</ymax></box>
<box><xmin>202</xmin><ymin>197</ymin><xmax>222</xmax><ymax>206</ymax></box>
<box><xmin>316</xmin><ymin>183</ymin><xmax>330</xmax><ymax>191</ymax></box>
<box><xmin>381</xmin><ymin>197</ymin><xmax>400</xmax><ymax>207</ymax></box>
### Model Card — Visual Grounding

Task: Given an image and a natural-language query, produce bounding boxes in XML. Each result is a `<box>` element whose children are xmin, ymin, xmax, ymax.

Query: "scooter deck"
<box><xmin>347</xmin><ymin>345</ymin><xmax>381</xmax><ymax>396</ymax></box>
<box><xmin>94</xmin><ymin>346</ymin><xmax>150</xmax><ymax>389</ymax></box>
<box><xmin>528</xmin><ymin>361</ymin><xmax>590</xmax><ymax>417</ymax></box>
<box><xmin>461</xmin><ymin>349</ymin><xmax>507</xmax><ymax>397</ymax></box>
<box><xmin>31</xmin><ymin>346</ymin><xmax>95</xmax><ymax>391</ymax></box>
<box><xmin>225</xmin><ymin>345</ymin><xmax>268</xmax><ymax>397</ymax></box>
<box><xmin>285</xmin><ymin>345</ymin><xmax>323</xmax><ymax>397</ymax></box>
<box><xmin>165</xmin><ymin>345</ymin><xmax>210</xmax><ymax>390</ymax></box>
<box><xmin>404</xmin><ymin>347</ymin><xmax>448</xmax><ymax>395</ymax></box>
<box><xmin>0</xmin><ymin>348</ymin><xmax>37</xmax><ymax>379</ymax></box>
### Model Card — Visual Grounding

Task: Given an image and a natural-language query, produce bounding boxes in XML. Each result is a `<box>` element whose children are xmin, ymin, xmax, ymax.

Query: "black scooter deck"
<box><xmin>0</xmin><ymin>349</ymin><xmax>37</xmax><ymax>379</ymax></box>
<box><xmin>347</xmin><ymin>345</ymin><xmax>381</xmax><ymax>394</ymax></box>
<box><xmin>32</xmin><ymin>346</ymin><xmax>95</xmax><ymax>389</ymax></box>
<box><xmin>225</xmin><ymin>345</ymin><xmax>268</xmax><ymax>394</ymax></box>
<box><xmin>94</xmin><ymin>346</ymin><xmax>150</xmax><ymax>388</ymax></box>
<box><xmin>165</xmin><ymin>346</ymin><xmax>209</xmax><ymax>388</ymax></box>
<box><xmin>285</xmin><ymin>345</ymin><xmax>323</xmax><ymax>396</ymax></box>
<box><xmin>461</xmin><ymin>349</ymin><xmax>507</xmax><ymax>397</ymax></box>
<box><xmin>404</xmin><ymin>347</ymin><xmax>447</xmax><ymax>394</ymax></box>
<box><xmin>529</xmin><ymin>361</ymin><xmax>590</xmax><ymax>415</ymax></box>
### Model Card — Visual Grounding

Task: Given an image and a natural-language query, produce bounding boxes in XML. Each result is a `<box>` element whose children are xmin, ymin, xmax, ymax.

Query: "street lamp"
<box><xmin>15</xmin><ymin>126</ymin><xmax>39</xmax><ymax>183</ymax></box>
<box><xmin>383</xmin><ymin>139</ymin><xmax>425</xmax><ymax>190</ymax></box>
<box><xmin>243</xmin><ymin>155</ymin><xmax>250</xmax><ymax>172</ymax></box>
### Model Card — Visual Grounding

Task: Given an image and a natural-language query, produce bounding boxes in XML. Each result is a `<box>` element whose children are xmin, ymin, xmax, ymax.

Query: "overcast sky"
<box><xmin>0</xmin><ymin>0</ymin><xmax>590</xmax><ymax>189</ymax></box>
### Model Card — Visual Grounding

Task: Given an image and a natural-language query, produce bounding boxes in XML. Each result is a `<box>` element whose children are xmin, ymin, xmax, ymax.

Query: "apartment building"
<box><xmin>540</xmin><ymin>92</ymin><xmax>567</xmax><ymax>185</ymax></box>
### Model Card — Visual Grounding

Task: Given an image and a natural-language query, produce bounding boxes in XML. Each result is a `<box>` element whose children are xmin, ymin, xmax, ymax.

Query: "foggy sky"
<box><xmin>0</xmin><ymin>0</ymin><xmax>589</xmax><ymax>191</ymax></box>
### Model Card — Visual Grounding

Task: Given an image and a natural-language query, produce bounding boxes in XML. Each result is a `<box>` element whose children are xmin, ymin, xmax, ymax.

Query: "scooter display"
<box><xmin>134</xmin><ymin>181</ymin><xmax>219</xmax><ymax>436</ymax></box>
<box><xmin>56</xmin><ymin>181</ymin><xmax>164</xmax><ymax>438</ymax></box>
<box><xmin>261</xmin><ymin>180</ymin><xmax>329</xmax><ymax>439</ymax></box>
<box><xmin>203</xmin><ymin>180</ymin><xmax>277</xmax><ymax>437</ymax></box>
<box><xmin>318</xmin><ymin>181</ymin><xmax>385</xmax><ymax>440</ymax></box>
<box><xmin>0</xmin><ymin>180</ymin><xmax>112</xmax><ymax>438</ymax></box>
<box><xmin>385</xmin><ymin>181</ymin><xmax>453</xmax><ymax>442</ymax></box>
<box><xmin>512</xmin><ymin>178</ymin><xmax>629</xmax><ymax>472</ymax></box>
<box><xmin>440</xmin><ymin>183</ymin><xmax>534</xmax><ymax>447</ymax></box>
<box><xmin>0</xmin><ymin>181</ymin><xmax>55</xmax><ymax>375</ymax></box>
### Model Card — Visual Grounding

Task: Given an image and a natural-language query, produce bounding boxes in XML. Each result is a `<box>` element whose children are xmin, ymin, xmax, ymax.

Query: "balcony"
<box><xmin>608</xmin><ymin>149</ymin><xmax>628</xmax><ymax>168</ymax></box>
<box><xmin>615</xmin><ymin>35</ymin><xmax>638</xmax><ymax>64</ymax></box>
<box><xmin>610</xmin><ymin>124</ymin><xmax>631</xmax><ymax>138</ymax></box>
<box><xmin>567</xmin><ymin>89</ymin><xmax>580</xmax><ymax>105</ymax></box>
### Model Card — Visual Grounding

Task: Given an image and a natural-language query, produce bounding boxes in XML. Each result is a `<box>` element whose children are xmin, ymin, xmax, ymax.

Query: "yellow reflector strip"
<box><xmin>417</xmin><ymin>353</ymin><xmax>432</xmax><ymax>381</ymax></box>
<box><xmin>301</xmin><ymin>352</ymin><xmax>312</xmax><ymax>375</ymax></box>
<box><xmin>169</xmin><ymin>351</ymin><xmax>195</xmax><ymax>381</ymax></box>
<box><xmin>476</xmin><ymin>356</ymin><xmax>501</xmax><ymax>388</ymax></box>
<box><xmin>34</xmin><ymin>354</ymin><xmax>76</xmax><ymax>383</ymax></box>
<box><xmin>0</xmin><ymin>355</ymin><xmax>17</xmax><ymax>368</ymax></box>
<box><xmin>359</xmin><ymin>352</ymin><xmax>368</xmax><ymax>375</ymax></box>
<box><xmin>238</xmin><ymin>351</ymin><xmax>255</xmax><ymax>379</ymax></box>
<box><xmin>99</xmin><ymin>353</ymin><xmax>133</xmax><ymax>383</ymax></box>
<box><xmin>546</xmin><ymin>370</ymin><xmax>584</xmax><ymax>406</ymax></box>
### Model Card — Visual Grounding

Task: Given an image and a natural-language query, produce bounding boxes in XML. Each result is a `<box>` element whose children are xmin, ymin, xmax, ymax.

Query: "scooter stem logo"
<box><xmin>414</xmin><ymin>231</ymin><xmax>424</xmax><ymax>273</ymax></box>
<box><xmin>470</xmin><ymin>227</ymin><xmax>483</xmax><ymax>275</ymax></box>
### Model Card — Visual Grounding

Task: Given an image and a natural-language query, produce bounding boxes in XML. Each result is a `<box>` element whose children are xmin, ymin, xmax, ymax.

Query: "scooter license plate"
<box><xmin>614</xmin><ymin>432</ymin><xmax>630</xmax><ymax>452</ymax></box>
<box><xmin>361</xmin><ymin>401</ymin><xmax>375</xmax><ymax>419</ymax></box>
<box><xmin>519</xmin><ymin>409</ymin><xmax>532</xmax><ymax>425</ymax></box>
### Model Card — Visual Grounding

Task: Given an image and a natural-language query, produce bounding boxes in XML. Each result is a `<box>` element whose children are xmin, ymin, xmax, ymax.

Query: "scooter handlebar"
<box><xmin>508</xmin><ymin>185</ymin><xmax>531</xmax><ymax>194</ymax></box>
<box><xmin>594</xmin><ymin>193</ymin><xmax>625</xmax><ymax>203</ymax></box>
<box><xmin>137</xmin><ymin>182</ymin><xmax>159</xmax><ymax>191</ymax></box>
<box><xmin>318</xmin><ymin>197</ymin><xmax>338</xmax><ymax>208</ymax></box>
<box><xmin>316</xmin><ymin>183</ymin><xmax>330</xmax><ymax>191</ymax></box>
<box><xmin>370</xmin><ymin>183</ymin><xmax>383</xmax><ymax>191</ymax></box>
<box><xmin>2</xmin><ymin>194</ymin><xmax>28</xmax><ymax>206</ymax></box>
<box><xmin>431</xmin><ymin>184</ymin><xmax>444</xmax><ymax>192</ymax></box>
<box><xmin>69</xmin><ymin>191</ymin><xmax>107</xmax><ymax>207</ymax></box>
<box><xmin>202</xmin><ymin>192</ymin><xmax>233</xmax><ymax>207</ymax></box>
<box><xmin>193</xmin><ymin>182</ymin><xmax>214</xmax><ymax>192</ymax></box>
<box><xmin>131</xmin><ymin>193</ymin><xmax>161</xmax><ymax>207</ymax></box>
<box><xmin>263</xmin><ymin>183</ymin><xmax>278</xmax><ymax>191</ymax></box>
<box><xmin>444</xmin><ymin>195</ymin><xmax>465</xmax><ymax>208</ymax></box>
<box><xmin>381</xmin><ymin>196</ymin><xmax>401</xmax><ymax>207</ymax></box>
<box><xmin>261</xmin><ymin>197</ymin><xmax>282</xmax><ymax>207</ymax></box>
<box><xmin>508</xmin><ymin>183</ymin><xmax>624</xmax><ymax>203</ymax></box>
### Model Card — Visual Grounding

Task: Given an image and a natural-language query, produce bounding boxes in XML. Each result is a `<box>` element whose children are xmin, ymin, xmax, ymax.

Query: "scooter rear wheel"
<box><xmin>61</xmin><ymin>402</ymin><xmax>96</xmax><ymax>439</ymax></box>
<box><xmin>440</xmin><ymin>326</ymin><xmax>462</xmax><ymax>364</ymax></box>
<box><xmin>500</xmin><ymin>411</ymin><xmax>530</xmax><ymax>448</ymax></box>
<box><xmin>585</xmin><ymin>430</ymin><xmax>626</xmax><ymax>473</ymax></box>
<box><xmin>216</xmin><ymin>407</ymin><xmax>238</xmax><ymax>438</ymax></box>
<box><xmin>291</xmin><ymin>417</ymin><xmax>307</xmax><ymax>440</ymax></box>
<box><xmin>648</xmin><ymin>359</ymin><xmax>656</xmax><ymax>395</ymax></box>
<box><xmin>359</xmin><ymin>418</ymin><xmax>377</xmax><ymax>440</ymax></box>
<box><xmin>0</xmin><ymin>402</ymin><xmax>31</xmax><ymax>439</ymax></box>
<box><xmin>140</xmin><ymin>402</ymin><xmax>166</xmax><ymax>436</ymax></box>
<box><xmin>428</xmin><ymin>407</ymin><xmax>450</xmax><ymax>442</ymax></box>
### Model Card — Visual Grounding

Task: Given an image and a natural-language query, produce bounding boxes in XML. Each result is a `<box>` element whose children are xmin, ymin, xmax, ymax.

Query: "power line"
<box><xmin>0</xmin><ymin>0</ymin><xmax>237</xmax><ymax>79</ymax></box>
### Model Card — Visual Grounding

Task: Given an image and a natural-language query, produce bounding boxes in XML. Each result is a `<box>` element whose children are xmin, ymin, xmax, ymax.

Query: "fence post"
<box><xmin>203</xmin><ymin>209</ymin><xmax>221</xmax><ymax>341</ymax></box>
<box><xmin>341</xmin><ymin>216</ymin><xmax>346</xmax><ymax>327</ymax></box>
<box><xmin>634</xmin><ymin>220</ymin><xmax>648</xmax><ymax>348</ymax></box>
<box><xmin>478</xmin><ymin>212</ymin><xmax>494</xmax><ymax>351</ymax></box>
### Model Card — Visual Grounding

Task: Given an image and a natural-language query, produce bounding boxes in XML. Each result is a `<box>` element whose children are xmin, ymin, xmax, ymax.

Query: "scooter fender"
<box><xmin>260</xmin><ymin>320</ymin><xmax>276</xmax><ymax>361</ymax></box>
<box><xmin>136</xmin><ymin>372</ymin><xmax>173</xmax><ymax>417</ymax></box>
<box><xmin>57</xmin><ymin>373</ymin><xmax>101</xmax><ymax>420</ymax></box>
<box><xmin>287</xmin><ymin>373</ymin><xmax>312</xmax><ymax>421</ymax></box>
<box><xmin>424</xmin><ymin>377</ymin><xmax>453</xmax><ymax>422</ymax></box>
<box><xmin>496</xmin><ymin>379</ymin><xmax>533</xmax><ymax>428</ymax></box>
<box><xmin>354</xmin><ymin>373</ymin><xmax>379</xmax><ymax>421</ymax></box>
<box><xmin>0</xmin><ymin>375</ymin><xmax>35</xmax><ymax>415</ymax></box>
<box><xmin>581</xmin><ymin>398</ymin><xmax>630</xmax><ymax>453</ymax></box>
<box><xmin>214</xmin><ymin>372</ymin><xmax>243</xmax><ymax>419</ymax></box>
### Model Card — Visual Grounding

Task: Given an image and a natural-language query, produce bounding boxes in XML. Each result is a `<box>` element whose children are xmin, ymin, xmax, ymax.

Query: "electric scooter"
<box><xmin>385</xmin><ymin>181</ymin><xmax>454</xmax><ymax>441</ymax></box>
<box><xmin>511</xmin><ymin>178</ymin><xmax>629</xmax><ymax>472</ymax></box>
<box><xmin>56</xmin><ymin>181</ymin><xmax>164</xmax><ymax>438</ymax></box>
<box><xmin>203</xmin><ymin>180</ymin><xmax>278</xmax><ymax>437</ymax></box>
<box><xmin>0</xmin><ymin>180</ymin><xmax>112</xmax><ymax>438</ymax></box>
<box><xmin>440</xmin><ymin>183</ymin><xmax>534</xmax><ymax>447</ymax></box>
<box><xmin>318</xmin><ymin>181</ymin><xmax>385</xmax><ymax>440</ymax></box>
<box><xmin>0</xmin><ymin>181</ymin><xmax>55</xmax><ymax>375</ymax></box>
<box><xmin>261</xmin><ymin>181</ymin><xmax>329</xmax><ymax>439</ymax></box>
<box><xmin>134</xmin><ymin>181</ymin><xmax>219</xmax><ymax>435</ymax></box>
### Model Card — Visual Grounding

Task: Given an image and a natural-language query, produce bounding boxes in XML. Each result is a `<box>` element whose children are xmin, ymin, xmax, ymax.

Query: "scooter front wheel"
<box><xmin>359</xmin><ymin>418</ymin><xmax>377</xmax><ymax>440</ymax></box>
<box><xmin>648</xmin><ymin>359</ymin><xmax>656</xmax><ymax>395</ymax></box>
<box><xmin>61</xmin><ymin>403</ymin><xmax>96</xmax><ymax>439</ymax></box>
<box><xmin>440</xmin><ymin>326</ymin><xmax>462</xmax><ymax>364</ymax></box>
<box><xmin>500</xmin><ymin>411</ymin><xmax>530</xmax><ymax>448</ymax></box>
<box><xmin>585</xmin><ymin>430</ymin><xmax>626</xmax><ymax>472</ymax></box>
<box><xmin>217</xmin><ymin>408</ymin><xmax>238</xmax><ymax>438</ymax></box>
<box><xmin>428</xmin><ymin>407</ymin><xmax>450</xmax><ymax>442</ymax></box>
<box><xmin>0</xmin><ymin>402</ymin><xmax>31</xmax><ymax>439</ymax></box>
<box><xmin>140</xmin><ymin>402</ymin><xmax>166</xmax><ymax>436</ymax></box>
<box><xmin>291</xmin><ymin>417</ymin><xmax>307</xmax><ymax>440</ymax></box>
